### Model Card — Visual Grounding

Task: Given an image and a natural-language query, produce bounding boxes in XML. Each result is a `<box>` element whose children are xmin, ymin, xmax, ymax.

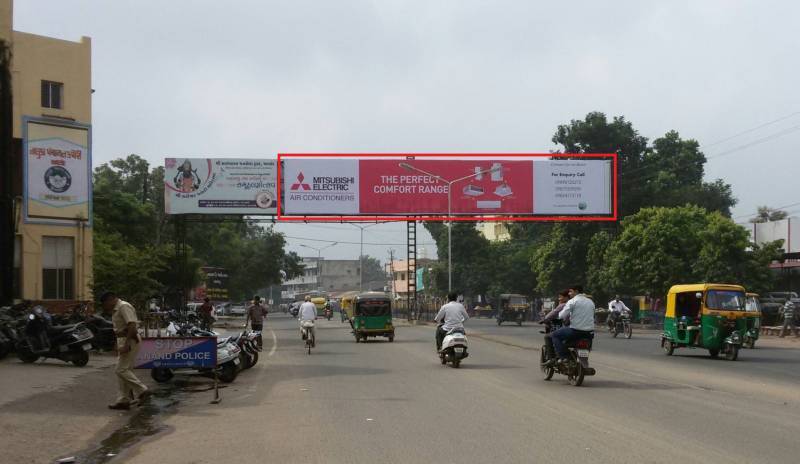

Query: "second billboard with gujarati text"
<box><xmin>279</xmin><ymin>154</ymin><xmax>616</xmax><ymax>220</ymax></box>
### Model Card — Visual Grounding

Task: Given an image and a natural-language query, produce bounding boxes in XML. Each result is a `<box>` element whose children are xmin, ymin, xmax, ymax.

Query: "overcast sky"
<box><xmin>14</xmin><ymin>0</ymin><xmax>800</xmax><ymax>262</ymax></box>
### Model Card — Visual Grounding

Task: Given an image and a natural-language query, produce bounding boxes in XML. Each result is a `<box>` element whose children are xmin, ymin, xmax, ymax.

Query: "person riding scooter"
<box><xmin>607</xmin><ymin>295</ymin><xmax>631</xmax><ymax>331</ymax></box>
<box><xmin>434</xmin><ymin>292</ymin><xmax>469</xmax><ymax>351</ymax></box>
<box><xmin>298</xmin><ymin>296</ymin><xmax>317</xmax><ymax>347</ymax></box>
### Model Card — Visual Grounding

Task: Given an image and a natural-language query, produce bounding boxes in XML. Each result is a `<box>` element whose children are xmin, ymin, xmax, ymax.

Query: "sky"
<box><xmin>13</xmin><ymin>0</ymin><xmax>800</xmax><ymax>262</ymax></box>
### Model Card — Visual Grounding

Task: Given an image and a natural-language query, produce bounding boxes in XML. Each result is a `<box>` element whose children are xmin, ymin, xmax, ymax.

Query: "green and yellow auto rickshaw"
<box><xmin>662</xmin><ymin>284</ymin><xmax>747</xmax><ymax>360</ymax></box>
<box><xmin>744</xmin><ymin>293</ymin><xmax>762</xmax><ymax>349</ymax></box>
<box><xmin>496</xmin><ymin>294</ymin><xmax>529</xmax><ymax>326</ymax></box>
<box><xmin>351</xmin><ymin>292</ymin><xmax>394</xmax><ymax>343</ymax></box>
<box><xmin>340</xmin><ymin>291</ymin><xmax>358</xmax><ymax>322</ymax></box>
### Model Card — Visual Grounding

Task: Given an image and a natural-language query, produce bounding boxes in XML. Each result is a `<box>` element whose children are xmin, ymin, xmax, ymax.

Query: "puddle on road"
<box><xmin>59</xmin><ymin>378</ymin><xmax>221</xmax><ymax>464</ymax></box>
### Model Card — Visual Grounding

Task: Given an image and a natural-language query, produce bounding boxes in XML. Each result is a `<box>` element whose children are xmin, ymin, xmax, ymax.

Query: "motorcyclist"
<box><xmin>434</xmin><ymin>292</ymin><xmax>469</xmax><ymax>351</ymax></box>
<box><xmin>298</xmin><ymin>296</ymin><xmax>317</xmax><ymax>346</ymax></box>
<box><xmin>545</xmin><ymin>284</ymin><xmax>595</xmax><ymax>367</ymax></box>
<box><xmin>607</xmin><ymin>295</ymin><xmax>631</xmax><ymax>330</ymax></box>
<box><xmin>541</xmin><ymin>290</ymin><xmax>570</xmax><ymax>362</ymax></box>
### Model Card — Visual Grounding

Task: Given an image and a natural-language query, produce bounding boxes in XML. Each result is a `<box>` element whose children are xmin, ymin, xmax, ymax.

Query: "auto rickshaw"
<box><xmin>311</xmin><ymin>296</ymin><xmax>327</xmax><ymax>313</ymax></box>
<box><xmin>351</xmin><ymin>292</ymin><xmax>394</xmax><ymax>343</ymax></box>
<box><xmin>496</xmin><ymin>294</ymin><xmax>529</xmax><ymax>326</ymax></box>
<box><xmin>744</xmin><ymin>293</ymin><xmax>762</xmax><ymax>349</ymax></box>
<box><xmin>340</xmin><ymin>291</ymin><xmax>359</xmax><ymax>322</ymax></box>
<box><xmin>661</xmin><ymin>284</ymin><xmax>747</xmax><ymax>360</ymax></box>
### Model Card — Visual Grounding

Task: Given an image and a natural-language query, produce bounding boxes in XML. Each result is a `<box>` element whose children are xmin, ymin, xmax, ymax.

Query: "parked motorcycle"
<box><xmin>540</xmin><ymin>319</ymin><xmax>596</xmax><ymax>386</ymax></box>
<box><xmin>437</xmin><ymin>324</ymin><xmax>469</xmax><ymax>368</ymax></box>
<box><xmin>15</xmin><ymin>306</ymin><xmax>94</xmax><ymax>366</ymax></box>
<box><xmin>230</xmin><ymin>330</ymin><xmax>260</xmax><ymax>369</ymax></box>
<box><xmin>609</xmin><ymin>312</ymin><xmax>633</xmax><ymax>339</ymax></box>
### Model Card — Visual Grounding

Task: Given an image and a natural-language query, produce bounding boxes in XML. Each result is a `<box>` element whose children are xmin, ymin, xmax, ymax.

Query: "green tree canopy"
<box><xmin>588</xmin><ymin>205</ymin><xmax>781</xmax><ymax>298</ymax></box>
<box><xmin>92</xmin><ymin>156</ymin><xmax>302</xmax><ymax>305</ymax></box>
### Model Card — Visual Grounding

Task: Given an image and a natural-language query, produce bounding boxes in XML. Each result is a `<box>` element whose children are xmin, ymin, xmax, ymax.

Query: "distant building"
<box><xmin>741</xmin><ymin>216</ymin><xmax>800</xmax><ymax>271</ymax></box>
<box><xmin>478</xmin><ymin>222</ymin><xmax>511</xmax><ymax>242</ymax></box>
<box><xmin>2</xmin><ymin>0</ymin><xmax>93</xmax><ymax>308</ymax></box>
<box><xmin>281</xmin><ymin>257</ymin><xmax>362</xmax><ymax>300</ymax></box>
<box><xmin>386</xmin><ymin>258</ymin><xmax>436</xmax><ymax>299</ymax></box>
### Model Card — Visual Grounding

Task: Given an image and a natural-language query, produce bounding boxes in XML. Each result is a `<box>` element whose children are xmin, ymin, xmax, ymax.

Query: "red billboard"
<box><xmin>359</xmin><ymin>159</ymin><xmax>533</xmax><ymax>214</ymax></box>
<box><xmin>278</xmin><ymin>154</ymin><xmax>617</xmax><ymax>222</ymax></box>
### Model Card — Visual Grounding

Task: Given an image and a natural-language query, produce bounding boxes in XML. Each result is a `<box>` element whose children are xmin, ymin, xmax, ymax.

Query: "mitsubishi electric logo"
<box><xmin>291</xmin><ymin>172</ymin><xmax>311</xmax><ymax>191</ymax></box>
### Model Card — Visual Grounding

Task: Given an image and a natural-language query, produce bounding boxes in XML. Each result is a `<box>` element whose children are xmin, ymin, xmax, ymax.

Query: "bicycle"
<box><xmin>301</xmin><ymin>321</ymin><xmax>315</xmax><ymax>355</ymax></box>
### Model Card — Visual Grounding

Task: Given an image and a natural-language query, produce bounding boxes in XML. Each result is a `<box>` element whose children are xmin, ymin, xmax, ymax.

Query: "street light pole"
<box><xmin>300</xmin><ymin>242</ymin><xmax>338</xmax><ymax>293</ymax></box>
<box><xmin>351</xmin><ymin>223</ymin><xmax>379</xmax><ymax>292</ymax></box>
<box><xmin>399</xmin><ymin>163</ymin><xmax>499</xmax><ymax>293</ymax></box>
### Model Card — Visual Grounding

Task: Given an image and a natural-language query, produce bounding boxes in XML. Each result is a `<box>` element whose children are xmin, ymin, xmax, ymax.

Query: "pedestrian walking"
<box><xmin>102</xmin><ymin>291</ymin><xmax>150</xmax><ymax>410</ymax></box>
<box><xmin>199</xmin><ymin>297</ymin><xmax>214</xmax><ymax>331</ymax></box>
<box><xmin>779</xmin><ymin>300</ymin><xmax>796</xmax><ymax>338</ymax></box>
<box><xmin>246</xmin><ymin>295</ymin><xmax>268</xmax><ymax>348</ymax></box>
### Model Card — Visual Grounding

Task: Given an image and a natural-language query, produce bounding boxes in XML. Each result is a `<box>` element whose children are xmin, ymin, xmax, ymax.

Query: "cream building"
<box><xmin>2</xmin><ymin>0</ymin><xmax>93</xmax><ymax>307</ymax></box>
<box><xmin>478</xmin><ymin>222</ymin><xmax>511</xmax><ymax>242</ymax></box>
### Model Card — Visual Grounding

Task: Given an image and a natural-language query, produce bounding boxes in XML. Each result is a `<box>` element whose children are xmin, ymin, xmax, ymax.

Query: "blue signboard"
<box><xmin>134</xmin><ymin>337</ymin><xmax>217</xmax><ymax>369</ymax></box>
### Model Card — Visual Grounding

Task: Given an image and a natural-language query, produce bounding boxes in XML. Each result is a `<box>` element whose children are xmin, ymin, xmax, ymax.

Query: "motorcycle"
<box><xmin>324</xmin><ymin>307</ymin><xmax>333</xmax><ymax>321</ymax></box>
<box><xmin>608</xmin><ymin>311</ymin><xmax>633</xmax><ymax>339</ymax></box>
<box><xmin>15</xmin><ymin>306</ymin><xmax>94</xmax><ymax>366</ymax></box>
<box><xmin>150</xmin><ymin>322</ymin><xmax>241</xmax><ymax>383</ymax></box>
<box><xmin>437</xmin><ymin>324</ymin><xmax>469</xmax><ymax>368</ymax></box>
<box><xmin>540</xmin><ymin>319</ymin><xmax>596</xmax><ymax>386</ymax></box>
<box><xmin>230</xmin><ymin>330</ymin><xmax>261</xmax><ymax>369</ymax></box>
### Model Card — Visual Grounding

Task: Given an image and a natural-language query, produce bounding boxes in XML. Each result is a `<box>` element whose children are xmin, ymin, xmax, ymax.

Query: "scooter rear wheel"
<box><xmin>15</xmin><ymin>342</ymin><xmax>39</xmax><ymax>363</ymax></box>
<box><xmin>219</xmin><ymin>362</ymin><xmax>238</xmax><ymax>382</ymax></box>
<box><xmin>151</xmin><ymin>367</ymin><xmax>174</xmax><ymax>383</ymax></box>
<box><xmin>71</xmin><ymin>350</ymin><xmax>89</xmax><ymax>367</ymax></box>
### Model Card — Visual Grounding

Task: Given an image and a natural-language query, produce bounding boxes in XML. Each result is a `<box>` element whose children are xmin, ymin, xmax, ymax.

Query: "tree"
<box><xmin>529</xmin><ymin>223</ymin><xmax>597</xmax><ymax>296</ymax></box>
<box><xmin>422</xmin><ymin>221</ymin><xmax>492</xmax><ymax>296</ymax></box>
<box><xmin>749</xmin><ymin>206</ymin><xmax>789</xmax><ymax>223</ymax></box>
<box><xmin>93</xmin><ymin>157</ymin><xmax>302</xmax><ymax>304</ymax></box>
<box><xmin>592</xmin><ymin>205</ymin><xmax>780</xmax><ymax>299</ymax></box>
<box><xmin>485</xmin><ymin>240</ymin><xmax>538</xmax><ymax>298</ymax></box>
<box><xmin>552</xmin><ymin>112</ymin><xmax>649</xmax><ymax>217</ymax></box>
<box><xmin>360</xmin><ymin>255</ymin><xmax>387</xmax><ymax>285</ymax></box>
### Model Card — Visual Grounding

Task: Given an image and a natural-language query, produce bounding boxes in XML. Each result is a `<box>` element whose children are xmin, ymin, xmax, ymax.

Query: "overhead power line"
<box><xmin>282</xmin><ymin>234</ymin><xmax>437</xmax><ymax>247</ymax></box>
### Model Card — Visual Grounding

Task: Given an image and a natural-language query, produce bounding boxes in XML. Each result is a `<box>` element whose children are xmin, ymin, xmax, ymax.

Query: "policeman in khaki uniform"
<box><xmin>101</xmin><ymin>292</ymin><xmax>151</xmax><ymax>410</ymax></box>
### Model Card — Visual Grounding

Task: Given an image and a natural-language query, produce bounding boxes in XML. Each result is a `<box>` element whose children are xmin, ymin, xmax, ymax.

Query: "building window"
<box><xmin>41</xmin><ymin>80</ymin><xmax>63</xmax><ymax>109</ymax></box>
<box><xmin>42</xmin><ymin>236</ymin><xmax>74</xmax><ymax>299</ymax></box>
<box><xmin>13</xmin><ymin>235</ymin><xmax>21</xmax><ymax>299</ymax></box>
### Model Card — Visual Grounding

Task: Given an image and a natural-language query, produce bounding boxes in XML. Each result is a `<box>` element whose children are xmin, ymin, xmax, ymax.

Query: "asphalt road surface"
<box><xmin>123</xmin><ymin>313</ymin><xmax>800</xmax><ymax>464</ymax></box>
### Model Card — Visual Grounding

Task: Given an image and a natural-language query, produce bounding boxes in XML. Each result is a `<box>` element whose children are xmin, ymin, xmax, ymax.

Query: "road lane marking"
<box><xmin>268</xmin><ymin>327</ymin><xmax>278</xmax><ymax>357</ymax></box>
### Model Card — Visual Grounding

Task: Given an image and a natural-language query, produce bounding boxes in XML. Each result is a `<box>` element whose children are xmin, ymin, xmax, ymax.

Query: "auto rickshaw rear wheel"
<box><xmin>662</xmin><ymin>339</ymin><xmax>674</xmax><ymax>356</ymax></box>
<box><xmin>725</xmin><ymin>345</ymin><xmax>739</xmax><ymax>361</ymax></box>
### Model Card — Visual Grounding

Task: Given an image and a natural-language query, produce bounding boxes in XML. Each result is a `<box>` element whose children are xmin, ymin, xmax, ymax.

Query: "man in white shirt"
<box><xmin>549</xmin><ymin>285</ymin><xmax>595</xmax><ymax>364</ymax></box>
<box><xmin>298</xmin><ymin>296</ymin><xmax>318</xmax><ymax>345</ymax></box>
<box><xmin>607</xmin><ymin>295</ymin><xmax>631</xmax><ymax>330</ymax></box>
<box><xmin>434</xmin><ymin>292</ymin><xmax>470</xmax><ymax>351</ymax></box>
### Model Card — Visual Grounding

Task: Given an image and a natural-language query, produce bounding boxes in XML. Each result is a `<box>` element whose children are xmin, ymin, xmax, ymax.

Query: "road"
<box><xmin>117</xmin><ymin>313</ymin><xmax>799</xmax><ymax>464</ymax></box>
